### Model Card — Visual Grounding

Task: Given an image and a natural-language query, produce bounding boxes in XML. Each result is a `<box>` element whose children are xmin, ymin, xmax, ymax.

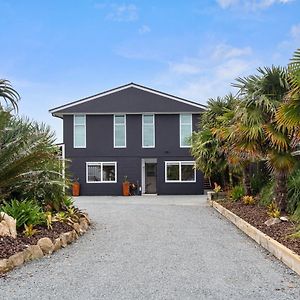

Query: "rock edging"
<box><xmin>210</xmin><ymin>200</ymin><xmax>300</xmax><ymax>276</ymax></box>
<box><xmin>0</xmin><ymin>213</ymin><xmax>91</xmax><ymax>274</ymax></box>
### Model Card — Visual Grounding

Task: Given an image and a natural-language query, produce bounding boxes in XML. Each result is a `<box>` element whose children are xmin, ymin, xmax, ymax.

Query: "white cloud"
<box><xmin>217</xmin><ymin>0</ymin><xmax>293</xmax><ymax>11</ymax></box>
<box><xmin>138</xmin><ymin>25</ymin><xmax>151</xmax><ymax>34</ymax></box>
<box><xmin>153</xmin><ymin>43</ymin><xmax>259</xmax><ymax>103</ymax></box>
<box><xmin>96</xmin><ymin>3</ymin><xmax>138</xmax><ymax>22</ymax></box>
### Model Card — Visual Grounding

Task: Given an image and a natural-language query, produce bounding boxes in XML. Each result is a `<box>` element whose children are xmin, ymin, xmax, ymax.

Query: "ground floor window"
<box><xmin>86</xmin><ymin>162</ymin><xmax>117</xmax><ymax>183</ymax></box>
<box><xmin>165</xmin><ymin>161</ymin><xmax>196</xmax><ymax>183</ymax></box>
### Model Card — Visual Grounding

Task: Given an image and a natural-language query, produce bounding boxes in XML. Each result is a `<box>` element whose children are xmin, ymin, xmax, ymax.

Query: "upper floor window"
<box><xmin>114</xmin><ymin>114</ymin><xmax>126</xmax><ymax>148</ymax></box>
<box><xmin>180</xmin><ymin>114</ymin><xmax>192</xmax><ymax>148</ymax></box>
<box><xmin>74</xmin><ymin>114</ymin><xmax>86</xmax><ymax>148</ymax></box>
<box><xmin>142</xmin><ymin>114</ymin><xmax>155</xmax><ymax>148</ymax></box>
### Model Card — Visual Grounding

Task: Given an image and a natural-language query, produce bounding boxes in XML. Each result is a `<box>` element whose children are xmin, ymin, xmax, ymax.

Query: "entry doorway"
<box><xmin>141</xmin><ymin>158</ymin><xmax>157</xmax><ymax>194</ymax></box>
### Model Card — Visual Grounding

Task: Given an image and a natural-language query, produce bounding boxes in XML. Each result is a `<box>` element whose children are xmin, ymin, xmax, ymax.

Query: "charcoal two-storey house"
<box><xmin>50</xmin><ymin>83</ymin><xmax>206</xmax><ymax>196</ymax></box>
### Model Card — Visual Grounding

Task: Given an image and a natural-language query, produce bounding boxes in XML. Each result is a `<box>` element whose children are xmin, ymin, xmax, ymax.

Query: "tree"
<box><xmin>0</xmin><ymin>79</ymin><xmax>20</xmax><ymax>111</ymax></box>
<box><xmin>233</xmin><ymin>66</ymin><xmax>295</xmax><ymax>211</ymax></box>
<box><xmin>191</xmin><ymin>95</ymin><xmax>241</xmax><ymax>189</ymax></box>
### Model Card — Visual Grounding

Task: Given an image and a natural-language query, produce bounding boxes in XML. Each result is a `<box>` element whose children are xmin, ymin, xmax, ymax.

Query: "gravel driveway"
<box><xmin>1</xmin><ymin>195</ymin><xmax>300</xmax><ymax>299</ymax></box>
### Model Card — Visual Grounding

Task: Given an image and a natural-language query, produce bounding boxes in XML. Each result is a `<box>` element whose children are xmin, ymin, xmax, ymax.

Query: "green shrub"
<box><xmin>259</xmin><ymin>180</ymin><xmax>274</xmax><ymax>207</ymax></box>
<box><xmin>231</xmin><ymin>185</ymin><xmax>245</xmax><ymax>201</ymax></box>
<box><xmin>287</xmin><ymin>169</ymin><xmax>300</xmax><ymax>214</ymax></box>
<box><xmin>0</xmin><ymin>199</ymin><xmax>45</xmax><ymax>229</ymax></box>
<box><xmin>292</xmin><ymin>203</ymin><xmax>300</xmax><ymax>222</ymax></box>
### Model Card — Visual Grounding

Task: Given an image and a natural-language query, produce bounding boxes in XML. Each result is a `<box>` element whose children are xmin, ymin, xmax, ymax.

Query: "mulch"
<box><xmin>221</xmin><ymin>201</ymin><xmax>300</xmax><ymax>256</ymax></box>
<box><xmin>0</xmin><ymin>222</ymin><xmax>73</xmax><ymax>260</ymax></box>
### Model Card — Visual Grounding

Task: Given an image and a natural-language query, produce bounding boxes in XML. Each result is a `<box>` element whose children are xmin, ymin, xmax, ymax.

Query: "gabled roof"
<box><xmin>49</xmin><ymin>82</ymin><xmax>206</xmax><ymax>117</ymax></box>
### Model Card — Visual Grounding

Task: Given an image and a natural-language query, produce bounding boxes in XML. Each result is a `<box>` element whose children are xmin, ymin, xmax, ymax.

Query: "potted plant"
<box><xmin>122</xmin><ymin>176</ymin><xmax>130</xmax><ymax>196</ymax></box>
<box><xmin>72</xmin><ymin>177</ymin><xmax>80</xmax><ymax>197</ymax></box>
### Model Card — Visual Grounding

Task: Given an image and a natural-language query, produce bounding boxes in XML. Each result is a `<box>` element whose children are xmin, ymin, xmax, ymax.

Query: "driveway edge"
<box><xmin>211</xmin><ymin>200</ymin><xmax>300</xmax><ymax>276</ymax></box>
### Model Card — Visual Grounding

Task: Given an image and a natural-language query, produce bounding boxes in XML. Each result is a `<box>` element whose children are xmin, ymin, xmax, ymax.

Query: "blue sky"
<box><xmin>1</xmin><ymin>0</ymin><xmax>300</xmax><ymax>142</ymax></box>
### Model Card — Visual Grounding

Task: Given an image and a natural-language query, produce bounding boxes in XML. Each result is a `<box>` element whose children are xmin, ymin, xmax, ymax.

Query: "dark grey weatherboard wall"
<box><xmin>54</xmin><ymin>87</ymin><xmax>202</xmax><ymax>114</ymax></box>
<box><xmin>63</xmin><ymin>114</ymin><xmax>204</xmax><ymax>195</ymax></box>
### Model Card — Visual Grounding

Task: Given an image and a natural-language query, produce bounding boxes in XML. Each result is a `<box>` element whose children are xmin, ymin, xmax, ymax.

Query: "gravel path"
<box><xmin>1</xmin><ymin>195</ymin><xmax>300</xmax><ymax>299</ymax></box>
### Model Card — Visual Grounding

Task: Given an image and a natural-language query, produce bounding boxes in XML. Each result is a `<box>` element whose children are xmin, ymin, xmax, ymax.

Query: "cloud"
<box><xmin>138</xmin><ymin>25</ymin><xmax>151</xmax><ymax>34</ymax></box>
<box><xmin>291</xmin><ymin>23</ymin><xmax>300</xmax><ymax>40</ymax></box>
<box><xmin>216</xmin><ymin>0</ymin><xmax>293</xmax><ymax>11</ymax></box>
<box><xmin>96</xmin><ymin>3</ymin><xmax>138</xmax><ymax>22</ymax></box>
<box><xmin>152</xmin><ymin>43</ymin><xmax>259</xmax><ymax>103</ymax></box>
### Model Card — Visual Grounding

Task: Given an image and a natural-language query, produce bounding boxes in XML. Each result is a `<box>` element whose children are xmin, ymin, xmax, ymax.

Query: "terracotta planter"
<box><xmin>72</xmin><ymin>182</ymin><xmax>80</xmax><ymax>196</ymax></box>
<box><xmin>122</xmin><ymin>182</ymin><xmax>130</xmax><ymax>196</ymax></box>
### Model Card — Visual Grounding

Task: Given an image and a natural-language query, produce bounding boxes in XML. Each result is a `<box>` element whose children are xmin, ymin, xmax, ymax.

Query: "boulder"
<box><xmin>72</xmin><ymin>223</ymin><xmax>81</xmax><ymax>234</ymax></box>
<box><xmin>0</xmin><ymin>220</ymin><xmax>10</xmax><ymax>237</ymax></box>
<box><xmin>23</xmin><ymin>245</ymin><xmax>44</xmax><ymax>261</ymax></box>
<box><xmin>79</xmin><ymin>218</ymin><xmax>89</xmax><ymax>232</ymax></box>
<box><xmin>8</xmin><ymin>252</ymin><xmax>24</xmax><ymax>268</ymax></box>
<box><xmin>0</xmin><ymin>259</ymin><xmax>9</xmax><ymax>273</ymax></box>
<box><xmin>64</xmin><ymin>231</ymin><xmax>74</xmax><ymax>244</ymax></box>
<box><xmin>60</xmin><ymin>233</ymin><xmax>68</xmax><ymax>248</ymax></box>
<box><xmin>37</xmin><ymin>237</ymin><xmax>54</xmax><ymax>255</ymax></box>
<box><xmin>53</xmin><ymin>238</ymin><xmax>62</xmax><ymax>252</ymax></box>
<box><xmin>0</xmin><ymin>212</ymin><xmax>17</xmax><ymax>238</ymax></box>
<box><xmin>264</xmin><ymin>218</ymin><xmax>281</xmax><ymax>226</ymax></box>
<box><xmin>81</xmin><ymin>213</ymin><xmax>91</xmax><ymax>225</ymax></box>
<box><xmin>280</xmin><ymin>216</ymin><xmax>289</xmax><ymax>222</ymax></box>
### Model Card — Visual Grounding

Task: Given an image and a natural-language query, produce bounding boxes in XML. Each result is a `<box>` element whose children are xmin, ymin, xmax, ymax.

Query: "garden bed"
<box><xmin>0</xmin><ymin>222</ymin><xmax>73</xmax><ymax>260</ymax></box>
<box><xmin>220</xmin><ymin>200</ymin><xmax>300</xmax><ymax>256</ymax></box>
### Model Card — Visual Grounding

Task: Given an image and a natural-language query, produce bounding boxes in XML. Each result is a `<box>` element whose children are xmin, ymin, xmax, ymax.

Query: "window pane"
<box><xmin>88</xmin><ymin>165</ymin><xmax>101</xmax><ymax>182</ymax></box>
<box><xmin>143</xmin><ymin>125</ymin><xmax>154</xmax><ymax>147</ymax></box>
<box><xmin>167</xmin><ymin>163</ymin><xmax>179</xmax><ymax>181</ymax></box>
<box><xmin>115</xmin><ymin>115</ymin><xmax>125</xmax><ymax>125</ymax></box>
<box><xmin>74</xmin><ymin>125</ymin><xmax>85</xmax><ymax>147</ymax></box>
<box><xmin>180</xmin><ymin>114</ymin><xmax>192</xmax><ymax>124</ymax></box>
<box><xmin>180</xmin><ymin>124</ymin><xmax>192</xmax><ymax>146</ymax></box>
<box><xmin>181</xmin><ymin>163</ymin><xmax>195</xmax><ymax>181</ymax></box>
<box><xmin>115</xmin><ymin>125</ymin><xmax>125</xmax><ymax>147</ymax></box>
<box><xmin>144</xmin><ymin>115</ymin><xmax>154</xmax><ymax>124</ymax></box>
<box><xmin>103</xmin><ymin>164</ymin><xmax>116</xmax><ymax>181</ymax></box>
<box><xmin>74</xmin><ymin>115</ymin><xmax>85</xmax><ymax>125</ymax></box>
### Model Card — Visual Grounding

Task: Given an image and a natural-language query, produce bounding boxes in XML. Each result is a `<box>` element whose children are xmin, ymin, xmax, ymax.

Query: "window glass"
<box><xmin>143</xmin><ymin>114</ymin><xmax>155</xmax><ymax>147</ymax></box>
<box><xmin>87</xmin><ymin>162</ymin><xmax>117</xmax><ymax>183</ymax></box>
<box><xmin>165</xmin><ymin>161</ymin><xmax>196</xmax><ymax>182</ymax></box>
<box><xmin>87</xmin><ymin>164</ymin><xmax>101</xmax><ymax>182</ymax></box>
<box><xmin>114</xmin><ymin>115</ymin><xmax>126</xmax><ymax>147</ymax></box>
<box><xmin>115</xmin><ymin>115</ymin><xmax>125</xmax><ymax>124</ymax></box>
<box><xmin>181</xmin><ymin>163</ymin><xmax>195</xmax><ymax>181</ymax></box>
<box><xmin>74</xmin><ymin>115</ymin><xmax>86</xmax><ymax>148</ymax></box>
<box><xmin>74</xmin><ymin>115</ymin><xmax>85</xmax><ymax>125</ymax></box>
<box><xmin>103</xmin><ymin>163</ymin><xmax>116</xmax><ymax>181</ymax></box>
<box><xmin>166</xmin><ymin>163</ymin><xmax>180</xmax><ymax>181</ymax></box>
<box><xmin>180</xmin><ymin>114</ymin><xmax>192</xmax><ymax>147</ymax></box>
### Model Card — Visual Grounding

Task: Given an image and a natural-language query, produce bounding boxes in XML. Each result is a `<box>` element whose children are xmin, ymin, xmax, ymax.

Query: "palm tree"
<box><xmin>191</xmin><ymin>95</ymin><xmax>241</xmax><ymax>189</ymax></box>
<box><xmin>0</xmin><ymin>79</ymin><xmax>20</xmax><ymax>111</ymax></box>
<box><xmin>233</xmin><ymin>66</ymin><xmax>295</xmax><ymax>211</ymax></box>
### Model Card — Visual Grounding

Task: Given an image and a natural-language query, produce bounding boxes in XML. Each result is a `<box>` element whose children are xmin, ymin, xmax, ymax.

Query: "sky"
<box><xmin>1</xmin><ymin>0</ymin><xmax>300</xmax><ymax>142</ymax></box>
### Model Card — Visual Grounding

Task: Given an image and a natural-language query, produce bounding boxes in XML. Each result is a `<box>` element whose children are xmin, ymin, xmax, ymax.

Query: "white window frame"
<box><xmin>73</xmin><ymin>114</ymin><xmax>86</xmax><ymax>148</ymax></box>
<box><xmin>114</xmin><ymin>114</ymin><xmax>126</xmax><ymax>148</ymax></box>
<box><xmin>165</xmin><ymin>161</ymin><xmax>196</xmax><ymax>183</ymax></box>
<box><xmin>180</xmin><ymin>114</ymin><xmax>192</xmax><ymax>148</ymax></box>
<box><xmin>142</xmin><ymin>114</ymin><xmax>155</xmax><ymax>148</ymax></box>
<box><xmin>86</xmin><ymin>162</ymin><xmax>117</xmax><ymax>183</ymax></box>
